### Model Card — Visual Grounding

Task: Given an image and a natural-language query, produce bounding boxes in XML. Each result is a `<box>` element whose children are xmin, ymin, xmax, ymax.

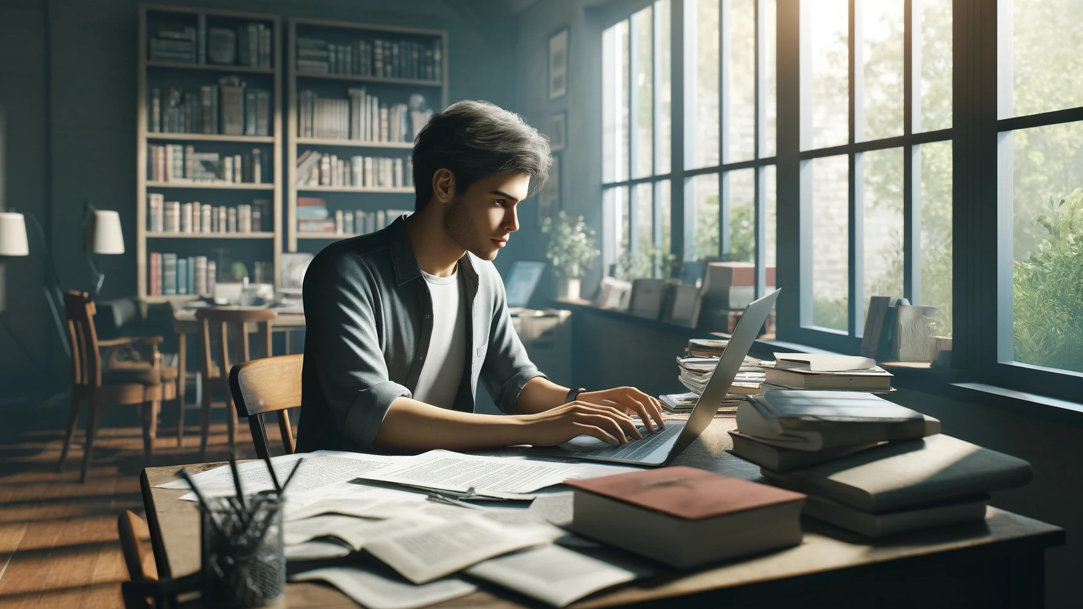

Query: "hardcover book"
<box><xmin>564</xmin><ymin>466</ymin><xmax>805</xmax><ymax>569</ymax></box>
<box><xmin>761</xmin><ymin>434</ymin><xmax>1032</xmax><ymax>513</ymax></box>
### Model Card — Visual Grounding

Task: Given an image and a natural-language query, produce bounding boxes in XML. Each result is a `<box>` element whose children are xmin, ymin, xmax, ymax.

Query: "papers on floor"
<box><xmin>291</xmin><ymin>566</ymin><xmax>476</xmax><ymax>609</ymax></box>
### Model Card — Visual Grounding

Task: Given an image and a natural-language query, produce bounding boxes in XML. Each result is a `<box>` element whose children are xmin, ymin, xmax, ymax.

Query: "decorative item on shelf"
<box><xmin>84</xmin><ymin>201</ymin><xmax>125</xmax><ymax>297</ymax></box>
<box><xmin>548</xmin><ymin>111</ymin><xmax>566</xmax><ymax>151</ymax></box>
<box><xmin>541</xmin><ymin>210</ymin><xmax>599</xmax><ymax>301</ymax></box>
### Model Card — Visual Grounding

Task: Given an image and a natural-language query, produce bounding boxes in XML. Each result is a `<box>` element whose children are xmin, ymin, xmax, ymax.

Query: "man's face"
<box><xmin>443</xmin><ymin>170</ymin><xmax>530</xmax><ymax>261</ymax></box>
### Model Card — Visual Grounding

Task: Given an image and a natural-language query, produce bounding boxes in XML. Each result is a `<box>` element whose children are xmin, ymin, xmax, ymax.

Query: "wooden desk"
<box><xmin>141</xmin><ymin>419</ymin><xmax>1064</xmax><ymax>609</ymax></box>
<box><xmin>171</xmin><ymin>307</ymin><xmax>305</xmax><ymax>444</ymax></box>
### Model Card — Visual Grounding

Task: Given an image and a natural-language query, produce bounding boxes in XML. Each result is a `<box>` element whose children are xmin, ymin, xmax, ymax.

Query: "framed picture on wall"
<box><xmin>538</xmin><ymin>154</ymin><xmax>560</xmax><ymax>223</ymax></box>
<box><xmin>548</xmin><ymin>27</ymin><xmax>568</xmax><ymax>100</ymax></box>
<box><xmin>549</xmin><ymin>111</ymin><xmax>566</xmax><ymax>151</ymax></box>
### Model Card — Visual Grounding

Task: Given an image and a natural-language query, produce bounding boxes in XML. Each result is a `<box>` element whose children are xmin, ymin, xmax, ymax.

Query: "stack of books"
<box><xmin>661</xmin><ymin>338</ymin><xmax>766</xmax><ymax>416</ymax></box>
<box><xmin>764</xmin><ymin>353</ymin><xmax>893</xmax><ymax>392</ymax></box>
<box><xmin>731</xmin><ymin>390</ymin><xmax>1033</xmax><ymax>537</ymax></box>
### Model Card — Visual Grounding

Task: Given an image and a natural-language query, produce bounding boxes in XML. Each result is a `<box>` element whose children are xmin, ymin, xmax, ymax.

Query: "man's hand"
<box><xmin>572</xmin><ymin>386</ymin><xmax>665</xmax><ymax>433</ymax></box>
<box><xmin>518</xmin><ymin>401</ymin><xmax>643</xmax><ymax>446</ymax></box>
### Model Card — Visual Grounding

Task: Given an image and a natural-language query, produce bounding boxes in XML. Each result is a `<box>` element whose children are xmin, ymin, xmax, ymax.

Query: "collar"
<box><xmin>387</xmin><ymin>214</ymin><xmax>479</xmax><ymax>292</ymax></box>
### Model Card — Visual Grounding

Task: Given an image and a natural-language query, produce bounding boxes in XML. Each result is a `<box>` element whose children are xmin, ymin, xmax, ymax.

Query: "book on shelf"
<box><xmin>149</xmin><ymin>18</ymin><xmax>271</xmax><ymax>68</ymax></box>
<box><xmin>761</xmin><ymin>433</ymin><xmax>1033</xmax><ymax>513</ymax></box>
<box><xmin>802</xmin><ymin>493</ymin><xmax>990</xmax><ymax>538</ymax></box>
<box><xmin>735</xmin><ymin>390</ymin><xmax>939</xmax><ymax>452</ymax></box>
<box><xmin>295</xmin><ymin>35</ymin><xmax>442</xmax><ymax>80</ymax></box>
<box><xmin>628</xmin><ymin>278</ymin><xmax>665</xmax><ymax>320</ymax></box>
<box><xmin>727</xmin><ymin>430</ymin><xmax>887</xmax><ymax>472</ymax></box>
<box><xmin>564</xmin><ymin>466</ymin><xmax>805</xmax><ymax>569</ymax></box>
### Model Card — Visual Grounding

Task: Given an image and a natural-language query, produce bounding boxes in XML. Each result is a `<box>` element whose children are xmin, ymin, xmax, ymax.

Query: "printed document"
<box><xmin>291</xmin><ymin>566</ymin><xmax>476</xmax><ymax>609</ymax></box>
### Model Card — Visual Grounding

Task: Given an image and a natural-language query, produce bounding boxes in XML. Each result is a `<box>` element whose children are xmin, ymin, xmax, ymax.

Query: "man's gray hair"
<box><xmin>412</xmin><ymin>100</ymin><xmax>552</xmax><ymax>210</ymax></box>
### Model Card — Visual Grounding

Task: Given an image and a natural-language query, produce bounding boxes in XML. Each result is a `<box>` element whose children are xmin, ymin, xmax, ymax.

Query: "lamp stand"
<box><xmin>20</xmin><ymin>211</ymin><xmax>71</xmax><ymax>359</ymax></box>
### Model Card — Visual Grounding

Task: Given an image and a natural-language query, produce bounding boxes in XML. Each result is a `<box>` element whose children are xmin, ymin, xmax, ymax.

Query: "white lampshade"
<box><xmin>0</xmin><ymin>212</ymin><xmax>29</xmax><ymax>256</ymax></box>
<box><xmin>91</xmin><ymin>210</ymin><xmax>125</xmax><ymax>254</ymax></box>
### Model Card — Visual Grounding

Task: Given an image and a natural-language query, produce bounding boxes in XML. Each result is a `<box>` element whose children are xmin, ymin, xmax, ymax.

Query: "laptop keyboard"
<box><xmin>580</xmin><ymin>423</ymin><xmax>681</xmax><ymax>459</ymax></box>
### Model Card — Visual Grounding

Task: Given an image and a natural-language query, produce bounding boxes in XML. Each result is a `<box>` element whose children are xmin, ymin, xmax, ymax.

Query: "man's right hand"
<box><xmin>516</xmin><ymin>401</ymin><xmax>645</xmax><ymax>446</ymax></box>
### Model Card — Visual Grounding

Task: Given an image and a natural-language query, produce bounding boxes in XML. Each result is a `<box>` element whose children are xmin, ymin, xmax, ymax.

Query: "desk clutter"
<box><xmin>661</xmin><ymin>337</ymin><xmax>768</xmax><ymax>416</ymax></box>
<box><xmin>729</xmin><ymin>390</ymin><xmax>1033</xmax><ymax>538</ymax></box>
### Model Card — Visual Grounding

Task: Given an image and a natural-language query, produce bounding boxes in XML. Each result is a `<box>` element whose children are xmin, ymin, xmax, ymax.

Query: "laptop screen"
<box><xmin>504</xmin><ymin>261</ymin><xmax>546</xmax><ymax>308</ymax></box>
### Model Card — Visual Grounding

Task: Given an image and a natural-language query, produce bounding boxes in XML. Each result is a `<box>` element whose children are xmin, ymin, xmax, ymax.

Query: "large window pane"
<box><xmin>690</xmin><ymin>174</ymin><xmax>719</xmax><ymax>260</ymax></box>
<box><xmin>809</xmin><ymin>155</ymin><xmax>849</xmax><ymax>331</ymax></box>
<box><xmin>635</xmin><ymin>182</ymin><xmax>654</xmax><ymax>269</ymax></box>
<box><xmin>1009</xmin><ymin>121</ymin><xmax>1083</xmax><ymax>373</ymax></box>
<box><xmin>656</xmin><ymin>0</ymin><xmax>672</xmax><ymax>174</ymax></box>
<box><xmin>860</xmin><ymin>148</ymin><xmax>904</xmax><ymax>324</ymax></box>
<box><xmin>657</xmin><ymin>179</ymin><xmax>672</xmax><ymax>265</ymax></box>
<box><xmin>915</xmin><ymin>0</ymin><xmax>952</xmax><ymax>132</ymax></box>
<box><xmin>610</xmin><ymin>186</ymin><xmax>631</xmax><ymax>259</ymax></box>
<box><xmin>1008</xmin><ymin>0</ymin><xmax>1083</xmax><ymax>118</ymax></box>
<box><xmin>763</xmin><ymin>0</ymin><xmax>777</xmax><ymax>157</ymax></box>
<box><xmin>858</xmin><ymin>0</ymin><xmax>903</xmax><ymax>141</ymax></box>
<box><xmin>918</xmin><ymin>140</ymin><xmax>952</xmax><ymax>337</ymax></box>
<box><xmin>633</xmin><ymin>6</ymin><xmax>654</xmax><ymax>178</ymax></box>
<box><xmin>724</xmin><ymin>169</ymin><xmax>755</xmax><ymax>262</ymax></box>
<box><xmin>764</xmin><ymin>164</ymin><xmax>777</xmax><ymax>268</ymax></box>
<box><xmin>689</xmin><ymin>0</ymin><xmax>720</xmax><ymax>168</ymax></box>
<box><xmin>804</xmin><ymin>0</ymin><xmax>849</xmax><ymax>150</ymax></box>
<box><xmin>602</xmin><ymin>21</ymin><xmax>629</xmax><ymax>182</ymax></box>
<box><xmin>725</xmin><ymin>0</ymin><xmax>756</xmax><ymax>162</ymax></box>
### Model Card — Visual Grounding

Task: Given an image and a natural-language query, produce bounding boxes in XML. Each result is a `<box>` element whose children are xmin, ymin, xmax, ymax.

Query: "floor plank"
<box><xmin>0</xmin><ymin>394</ymin><xmax>261</xmax><ymax>608</ymax></box>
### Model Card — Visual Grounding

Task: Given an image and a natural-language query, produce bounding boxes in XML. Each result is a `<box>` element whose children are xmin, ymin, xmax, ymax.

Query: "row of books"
<box><xmin>297</xmin><ymin>88</ymin><xmax>424</xmax><ymax>142</ymax></box>
<box><xmin>148</xmin><ymin>80</ymin><xmax>271</xmax><ymax>136</ymax></box>
<box><xmin>148</xmin><ymin>144</ymin><xmax>271</xmax><ymax>184</ymax></box>
<box><xmin>148</xmin><ymin>19</ymin><xmax>272</xmax><ymax>68</ymax></box>
<box><xmin>147</xmin><ymin>194</ymin><xmax>270</xmax><ymax>234</ymax></box>
<box><xmin>148</xmin><ymin>253</ymin><xmax>217</xmax><ymax>297</ymax></box>
<box><xmin>297</xmin><ymin>198</ymin><xmax>408</xmax><ymax>235</ymax></box>
<box><xmin>295</xmin><ymin>36</ymin><xmax>442</xmax><ymax>81</ymax></box>
<box><xmin>730</xmin><ymin>390</ymin><xmax>1032</xmax><ymax>537</ymax></box>
<box><xmin>296</xmin><ymin>151</ymin><xmax>411</xmax><ymax>189</ymax></box>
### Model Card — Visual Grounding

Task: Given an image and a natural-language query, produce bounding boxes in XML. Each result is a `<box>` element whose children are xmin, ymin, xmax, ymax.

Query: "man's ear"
<box><xmin>432</xmin><ymin>168</ymin><xmax>456</xmax><ymax>203</ymax></box>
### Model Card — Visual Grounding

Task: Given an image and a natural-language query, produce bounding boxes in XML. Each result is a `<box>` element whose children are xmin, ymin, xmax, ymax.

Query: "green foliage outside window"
<box><xmin>1013</xmin><ymin>191</ymin><xmax>1083</xmax><ymax>373</ymax></box>
<box><xmin>541</xmin><ymin>211</ymin><xmax>600</xmax><ymax>280</ymax></box>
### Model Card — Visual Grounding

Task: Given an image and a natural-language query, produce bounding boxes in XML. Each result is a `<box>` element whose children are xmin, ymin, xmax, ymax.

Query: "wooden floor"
<box><xmin>0</xmin><ymin>393</ymin><xmax>261</xmax><ymax>609</ymax></box>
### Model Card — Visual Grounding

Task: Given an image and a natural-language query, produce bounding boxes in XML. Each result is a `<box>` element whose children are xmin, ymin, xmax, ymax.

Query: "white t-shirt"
<box><xmin>412</xmin><ymin>269</ymin><xmax>467</xmax><ymax>408</ymax></box>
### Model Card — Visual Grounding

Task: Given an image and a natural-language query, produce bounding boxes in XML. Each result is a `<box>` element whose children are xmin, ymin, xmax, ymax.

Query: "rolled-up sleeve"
<box><xmin>307</xmin><ymin>255</ymin><xmax>410</xmax><ymax>450</ymax></box>
<box><xmin>480</xmin><ymin>278</ymin><xmax>544</xmax><ymax>414</ymax></box>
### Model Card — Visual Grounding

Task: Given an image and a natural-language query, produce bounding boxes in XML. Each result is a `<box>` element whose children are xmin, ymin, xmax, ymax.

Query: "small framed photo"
<box><xmin>538</xmin><ymin>154</ymin><xmax>560</xmax><ymax>223</ymax></box>
<box><xmin>548</xmin><ymin>27</ymin><xmax>569</xmax><ymax>100</ymax></box>
<box><xmin>549</xmin><ymin>111</ymin><xmax>566</xmax><ymax>151</ymax></box>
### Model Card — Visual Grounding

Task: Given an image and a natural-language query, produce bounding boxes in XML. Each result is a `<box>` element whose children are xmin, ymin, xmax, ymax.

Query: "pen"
<box><xmin>426</xmin><ymin>491</ymin><xmax>481</xmax><ymax>510</ymax></box>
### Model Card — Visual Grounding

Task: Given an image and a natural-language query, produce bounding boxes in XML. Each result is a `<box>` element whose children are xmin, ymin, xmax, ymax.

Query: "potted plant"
<box><xmin>540</xmin><ymin>210</ymin><xmax>600</xmax><ymax>300</ymax></box>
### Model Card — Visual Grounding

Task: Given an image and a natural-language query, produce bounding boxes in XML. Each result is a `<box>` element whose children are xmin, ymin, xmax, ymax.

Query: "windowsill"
<box><xmin>555</xmin><ymin>299</ymin><xmax>1083</xmax><ymax>426</ymax></box>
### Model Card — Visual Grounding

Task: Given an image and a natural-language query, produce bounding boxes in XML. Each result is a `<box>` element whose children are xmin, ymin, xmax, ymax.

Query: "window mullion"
<box><xmin>849</xmin><ymin>0</ymin><xmax>861</xmax><ymax>337</ymax></box>
<box><xmin>903</xmin><ymin>0</ymin><xmax>918</xmax><ymax>302</ymax></box>
<box><xmin>627</xmin><ymin>17</ymin><xmax>638</xmax><ymax>256</ymax></box>
<box><xmin>754</xmin><ymin>0</ymin><xmax>767</xmax><ymax>296</ymax></box>
<box><xmin>718</xmin><ymin>1</ymin><xmax>730</xmax><ymax>259</ymax></box>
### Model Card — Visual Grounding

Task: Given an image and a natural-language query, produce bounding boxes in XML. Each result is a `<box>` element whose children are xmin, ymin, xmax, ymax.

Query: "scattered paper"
<box><xmin>284</xmin><ymin>513</ymin><xmax>444</xmax><ymax>549</ymax></box>
<box><xmin>290</xmin><ymin>566</ymin><xmax>476</xmax><ymax>609</ymax></box>
<box><xmin>467</xmin><ymin>544</ymin><xmax>650</xmax><ymax>607</ymax></box>
<box><xmin>358</xmin><ymin>449</ymin><xmax>639</xmax><ymax>496</ymax></box>
<box><xmin>364</xmin><ymin>513</ymin><xmax>553</xmax><ymax>584</ymax></box>
<box><xmin>284</xmin><ymin>539</ymin><xmax>352</xmax><ymax>561</ymax></box>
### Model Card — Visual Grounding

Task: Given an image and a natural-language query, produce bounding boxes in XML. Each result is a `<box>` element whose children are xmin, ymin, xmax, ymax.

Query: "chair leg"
<box><xmin>199</xmin><ymin>391</ymin><xmax>212</xmax><ymax>461</ymax></box>
<box><xmin>140</xmin><ymin>401</ymin><xmax>156</xmax><ymax>461</ymax></box>
<box><xmin>226</xmin><ymin>396</ymin><xmax>236</xmax><ymax>454</ymax></box>
<box><xmin>81</xmin><ymin>403</ymin><xmax>102</xmax><ymax>483</ymax></box>
<box><xmin>176</xmin><ymin>391</ymin><xmax>185</xmax><ymax>447</ymax></box>
<box><xmin>57</xmin><ymin>392</ymin><xmax>82</xmax><ymax>473</ymax></box>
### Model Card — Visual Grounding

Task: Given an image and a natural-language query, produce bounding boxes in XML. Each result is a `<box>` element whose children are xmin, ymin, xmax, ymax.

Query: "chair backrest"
<box><xmin>194</xmin><ymin>307</ymin><xmax>277</xmax><ymax>382</ymax></box>
<box><xmin>64</xmin><ymin>290</ymin><xmax>101</xmax><ymax>387</ymax></box>
<box><xmin>229</xmin><ymin>354</ymin><xmax>302</xmax><ymax>459</ymax></box>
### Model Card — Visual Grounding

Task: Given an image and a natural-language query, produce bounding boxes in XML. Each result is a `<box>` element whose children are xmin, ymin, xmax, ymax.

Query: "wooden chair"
<box><xmin>194</xmin><ymin>307</ymin><xmax>276</xmax><ymax>459</ymax></box>
<box><xmin>59</xmin><ymin>291</ymin><xmax>177</xmax><ymax>482</ymax></box>
<box><xmin>229</xmin><ymin>354</ymin><xmax>302</xmax><ymax>459</ymax></box>
<box><xmin>117</xmin><ymin>509</ymin><xmax>198</xmax><ymax>609</ymax></box>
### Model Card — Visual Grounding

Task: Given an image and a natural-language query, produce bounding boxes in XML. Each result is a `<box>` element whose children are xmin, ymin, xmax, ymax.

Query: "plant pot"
<box><xmin>556</xmin><ymin>277</ymin><xmax>581</xmax><ymax>301</ymax></box>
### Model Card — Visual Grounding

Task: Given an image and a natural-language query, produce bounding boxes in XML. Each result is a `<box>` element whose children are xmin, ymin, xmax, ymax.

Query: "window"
<box><xmin>602</xmin><ymin>0</ymin><xmax>776</xmax><ymax>289</ymax></box>
<box><xmin>997</xmin><ymin>0</ymin><xmax>1083</xmax><ymax>379</ymax></box>
<box><xmin>781</xmin><ymin>0</ymin><xmax>952</xmax><ymax>351</ymax></box>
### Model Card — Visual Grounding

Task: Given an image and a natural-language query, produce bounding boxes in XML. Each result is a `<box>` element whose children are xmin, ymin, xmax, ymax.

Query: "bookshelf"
<box><xmin>285</xmin><ymin>17</ymin><xmax>448</xmax><ymax>252</ymax></box>
<box><xmin>137</xmin><ymin>4</ymin><xmax>282</xmax><ymax>303</ymax></box>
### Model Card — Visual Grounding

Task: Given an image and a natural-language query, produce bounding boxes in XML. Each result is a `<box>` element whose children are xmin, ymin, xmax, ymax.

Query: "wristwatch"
<box><xmin>565</xmin><ymin>387</ymin><xmax>587</xmax><ymax>403</ymax></box>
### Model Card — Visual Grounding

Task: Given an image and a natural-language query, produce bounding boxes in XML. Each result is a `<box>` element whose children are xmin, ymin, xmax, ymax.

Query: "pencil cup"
<box><xmin>200</xmin><ymin>492</ymin><xmax>286</xmax><ymax>607</ymax></box>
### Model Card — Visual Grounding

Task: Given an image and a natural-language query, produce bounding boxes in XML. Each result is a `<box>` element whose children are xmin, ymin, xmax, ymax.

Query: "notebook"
<box><xmin>533</xmin><ymin>288</ymin><xmax>780</xmax><ymax>466</ymax></box>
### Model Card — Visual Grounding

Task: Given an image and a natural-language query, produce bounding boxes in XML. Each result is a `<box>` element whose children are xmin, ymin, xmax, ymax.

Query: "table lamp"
<box><xmin>0</xmin><ymin>212</ymin><xmax>30</xmax><ymax>256</ymax></box>
<box><xmin>86</xmin><ymin>206</ymin><xmax>125</xmax><ymax>296</ymax></box>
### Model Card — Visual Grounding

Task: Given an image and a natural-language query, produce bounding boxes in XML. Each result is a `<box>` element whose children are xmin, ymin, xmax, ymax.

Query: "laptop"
<box><xmin>504</xmin><ymin>260</ymin><xmax>546</xmax><ymax>312</ymax></box>
<box><xmin>534</xmin><ymin>288</ymin><xmax>780</xmax><ymax>467</ymax></box>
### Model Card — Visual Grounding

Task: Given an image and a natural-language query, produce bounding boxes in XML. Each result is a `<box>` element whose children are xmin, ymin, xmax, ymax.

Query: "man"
<box><xmin>297</xmin><ymin>100</ymin><xmax>663</xmax><ymax>453</ymax></box>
